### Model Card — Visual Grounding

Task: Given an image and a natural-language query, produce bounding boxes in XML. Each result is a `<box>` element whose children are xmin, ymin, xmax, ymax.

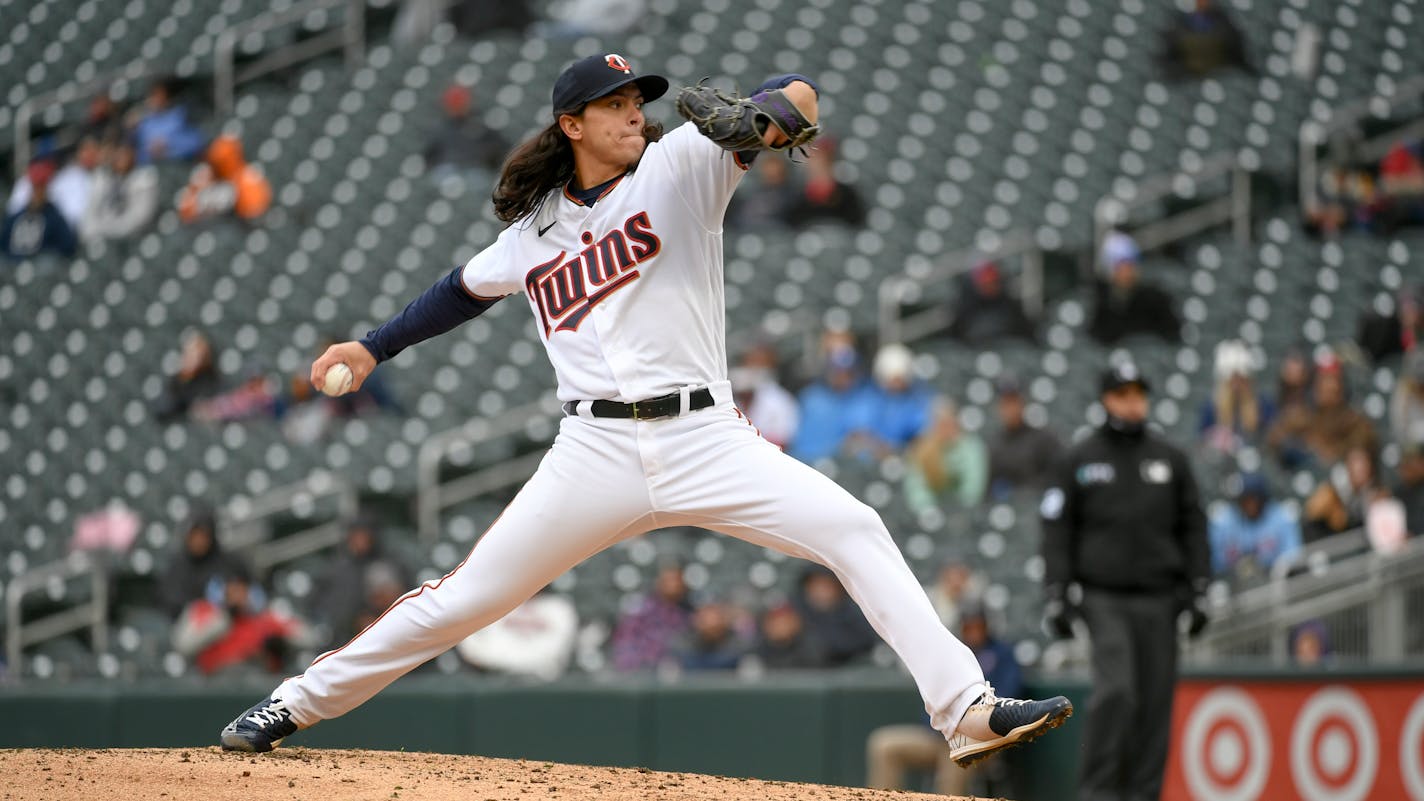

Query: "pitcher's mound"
<box><xmin>0</xmin><ymin>747</ymin><xmax>988</xmax><ymax>801</ymax></box>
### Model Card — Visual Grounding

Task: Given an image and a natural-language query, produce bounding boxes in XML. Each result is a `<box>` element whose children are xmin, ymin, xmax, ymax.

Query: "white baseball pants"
<box><xmin>276</xmin><ymin>388</ymin><xmax>987</xmax><ymax>737</ymax></box>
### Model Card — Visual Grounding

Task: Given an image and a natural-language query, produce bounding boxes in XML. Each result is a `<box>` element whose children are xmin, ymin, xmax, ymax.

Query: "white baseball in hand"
<box><xmin>321</xmin><ymin>363</ymin><xmax>354</xmax><ymax>397</ymax></box>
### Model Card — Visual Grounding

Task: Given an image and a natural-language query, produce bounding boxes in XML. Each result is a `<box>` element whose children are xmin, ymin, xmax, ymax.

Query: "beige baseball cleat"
<box><xmin>947</xmin><ymin>687</ymin><xmax>1074</xmax><ymax>767</ymax></box>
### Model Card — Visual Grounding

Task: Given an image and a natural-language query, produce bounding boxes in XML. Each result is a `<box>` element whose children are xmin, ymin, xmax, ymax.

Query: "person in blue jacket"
<box><xmin>790</xmin><ymin>343</ymin><xmax>875</xmax><ymax>462</ymax></box>
<box><xmin>132</xmin><ymin>78</ymin><xmax>207</xmax><ymax>165</ymax></box>
<box><xmin>1209</xmin><ymin>472</ymin><xmax>1302</xmax><ymax>582</ymax></box>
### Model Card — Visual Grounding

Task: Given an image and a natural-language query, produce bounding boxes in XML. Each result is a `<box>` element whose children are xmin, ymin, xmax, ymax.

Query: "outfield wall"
<box><xmin>9</xmin><ymin>670</ymin><xmax>1419</xmax><ymax>801</ymax></box>
<box><xmin>0</xmin><ymin>671</ymin><xmax>1085</xmax><ymax>801</ymax></box>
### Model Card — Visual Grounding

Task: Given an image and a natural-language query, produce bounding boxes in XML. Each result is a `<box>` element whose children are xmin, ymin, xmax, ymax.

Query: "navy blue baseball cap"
<box><xmin>551</xmin><ymin>53</ymin><xmax>669</xmax><ymax>115</ymax></box>
<box><xmin>1100</xmin><ymin>362</ymin><xmax>1151</xmax><ymax>394</ymax></box>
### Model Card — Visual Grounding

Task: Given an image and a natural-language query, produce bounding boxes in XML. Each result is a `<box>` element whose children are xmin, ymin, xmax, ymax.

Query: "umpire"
<box><xmin>1039</xmin><ymin>363</ymin><xmax>1209</xmax><ymax>801</ymax></box>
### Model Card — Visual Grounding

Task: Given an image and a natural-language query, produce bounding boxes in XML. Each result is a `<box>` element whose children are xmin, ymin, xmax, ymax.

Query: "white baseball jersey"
<box><xmin>269</xmin><ymin>107</ymin><xmax>990</xmax><ymax>750</ymax></box>
<box><xmin>459</xmin><ymin>122</ymin><xmax>746</xmax><ymax>402</ymax></box>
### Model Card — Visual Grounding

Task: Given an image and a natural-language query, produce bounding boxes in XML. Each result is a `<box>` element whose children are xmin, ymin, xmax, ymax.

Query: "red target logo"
<box><xmin>605</xmin><ymin>54</ymin><xmax>632</xmax><ymax>74</ymax></box>
<box><xmin>1182</xmin><ymin>687</ymin><xmax>1271</xmax><ymax>801</ymax></box>
<box><xmin>1290</xmin><ymin>687</ymin><xmax>1379</xmax><ymax>801</ymax></box>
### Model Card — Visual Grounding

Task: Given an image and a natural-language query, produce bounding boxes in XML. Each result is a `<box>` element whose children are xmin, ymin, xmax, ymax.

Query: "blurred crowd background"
<box><xmin>1</xmin><ymin>0</ymin><xmax>1422</xmax><ymax>707</ymax></box>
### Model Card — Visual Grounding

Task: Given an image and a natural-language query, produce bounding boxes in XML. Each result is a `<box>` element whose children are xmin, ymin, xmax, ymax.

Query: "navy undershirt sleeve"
<box><xmin>359</xmin><ymin>266</ymin><xmax>501</xmax><ymax>363</ymax></box>
<box><xmin>735</xmin><ymin>73</ymin><xmax>821</xmax><ymax>167</ymax></box>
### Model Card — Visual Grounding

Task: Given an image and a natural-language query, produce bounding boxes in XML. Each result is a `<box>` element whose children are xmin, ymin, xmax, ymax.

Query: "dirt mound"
<box><xmin>0</xmin><ymin>747</ymin><xmax>978</xmax><ymax>801</ymax></box>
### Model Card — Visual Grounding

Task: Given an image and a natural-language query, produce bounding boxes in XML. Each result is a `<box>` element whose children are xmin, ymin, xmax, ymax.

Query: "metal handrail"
<box><xmin>5</xmin><ymin>550</ymin><xmax>109</xmax><ymax>676</ymax></box>
<box><xmin>1093</xmin><ymin>149</ymin><xmax>1253</xmax><ymax>254</ymax></box>
<box><xmin>877</xmin><ymin>229</ymin><xmax>1043</xmax><ymax>347</ymax></box>
<box><xmin>1297</xmin><ymin>73</ymin><xmax>1424</xmax><ymax>217</ymax></box>
<box><xmin>214</xmin><ymin>0</ymin><xmax>365</xmax><ymax>115</ymax></box>
<box><xmin>414</xmin><ymin>396</ymin><xmax>562</xmax><ymax>543</ymax></box>
<box><xmin>12</xmin><ymin>59</ymin><xmax>158</xmax><ymax>178</ymax></box>
<box><xmin>219</xmin><ymin>469</ymin><xmax>359</xmax><ymax>574</ymax></box>
<box><xmin>1187</xmin><ymin>531</ymin><xmax>1424</xmax><ymax>664</ymax></box>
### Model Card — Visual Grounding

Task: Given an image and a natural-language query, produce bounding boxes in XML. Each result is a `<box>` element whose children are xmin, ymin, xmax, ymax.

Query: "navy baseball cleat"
<box><xmin>220</xmin><ymin>693</ymin><xmax>300</xmax><ymax>753</ymax></box>
<box><xmin>948</xmin><ymin>687</ymin><xmax>1073</xmax><ymax>767</ymax></box>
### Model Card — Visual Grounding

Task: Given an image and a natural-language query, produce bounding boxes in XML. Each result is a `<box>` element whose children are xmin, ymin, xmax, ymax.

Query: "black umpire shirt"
<box><xmin>1040</xmin><ymin>424</ymin><xmax>1209</xmax><ymax>595</ymax></box>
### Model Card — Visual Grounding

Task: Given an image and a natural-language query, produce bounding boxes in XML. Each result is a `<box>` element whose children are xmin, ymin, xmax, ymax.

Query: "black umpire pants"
<box><xmin>1077</xmin><ymin>588</ymin><xmax>1180</xmax><ymax>801</ymax></box>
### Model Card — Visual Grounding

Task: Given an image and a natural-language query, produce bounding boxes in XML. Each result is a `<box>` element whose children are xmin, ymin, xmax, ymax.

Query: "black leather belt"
<box><xmin>563</xmin><ymin>387</ymin><xmax>715</xmax><ymax>420</ymax></box>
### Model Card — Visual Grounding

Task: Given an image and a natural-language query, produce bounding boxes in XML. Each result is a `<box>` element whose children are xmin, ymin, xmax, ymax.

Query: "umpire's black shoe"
<box><xmin>220</xmin><ymin>693</ymin><xmax>300</xmax><ymax>753</ymax></box>
<box><xmin>948</xmin><ymin>687</ymin><xmax>1073</xmax><ymax>767</ymax></box>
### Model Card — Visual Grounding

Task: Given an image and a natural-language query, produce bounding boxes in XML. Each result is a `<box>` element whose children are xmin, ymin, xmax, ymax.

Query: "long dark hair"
<box><xmin>491</xmin><ymin>111</ymin><xmax>664</xmax><ymax>224</ymax></box>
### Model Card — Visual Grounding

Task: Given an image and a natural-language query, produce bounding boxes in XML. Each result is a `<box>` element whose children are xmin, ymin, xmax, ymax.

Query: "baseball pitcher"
<box><xmin>220</xmin><ymin>53</ymin><xmax>1071</xmax><ymax>768</ymax></box>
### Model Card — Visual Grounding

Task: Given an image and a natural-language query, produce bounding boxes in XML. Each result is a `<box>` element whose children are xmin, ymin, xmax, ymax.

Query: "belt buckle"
<box><xmin>631</xmin><ymin>401</ymin><xmax>642</xmax><ymax>421</ymax></box>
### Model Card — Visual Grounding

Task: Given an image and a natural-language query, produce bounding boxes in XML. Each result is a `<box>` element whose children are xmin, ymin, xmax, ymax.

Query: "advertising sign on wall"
<box><xmin>1164</xmin><ymin>677</ymin><xmax>1424</xmax><ymax>801</ymax></box>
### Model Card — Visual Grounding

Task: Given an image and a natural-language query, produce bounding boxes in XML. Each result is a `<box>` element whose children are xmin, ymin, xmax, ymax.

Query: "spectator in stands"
<box><xmin>866</xmin><ymin>605</ymin><xmax>1021</xmax><ymax>797</ymax></box>
<box><xmin>455</xmin><ymin>591</ymin><xmax>579</xmax><ymax>680</ymax></box>
<box><xmin>1358</xmin><ymin>285</ymin><xmax>1422</xmax><ymax>363</ymax></box>
<box><xmin>1305</xmin><ymin>165</ymin><xmax>1355</xmax><ymax>239</ymax></box>
<box><xmin>675</xmin><ymin>600</ymin><xmax>750</xmax><ymax>671</ymax></box>
<box><xmin>1290</xmin><ymin>620</ymin><xmax>1332</xmax><ymax>667</ymax></box>
<box><xmin>530</xmin><ymin>0</ymin><xmax>646</xmax><ymax>40</ymax></box>
<box><xmin>794</xmin><ymin>564</ymin><xmax>877</xmax><ymax>666</ymax></box>
<box><xmin>845</xmin><ymin>343</ymin><xmax>934</xmax><ymax>460</ymax></box>
<box><xmin>1199</xmin><ymin>340</ymin><xmax>1275</xmax><ymax>455</ymax></box>
<box><xmin>730</xmin><ymin>343</ymin><xmax>800</xmax><ymax>449</ymax></box>
<box><xmin>1392</xmin><ymin>351</ymin><xmax>1424</xmax><ymax>449</ymax></box>
<box><xmin>726</xmin><ymin>154</ymin><xmax>799</xmax><ymax>230</ymax></box>
<box><xmin>755</xmin><ymin>603</ymin><xmax>824</xmax><ymax>669</ymax></box>
<box><xmin>1368</xmin><ymin>493</ymin><xmax>1410</xmax><ymax>555</ymax></box>
<box><xmin>790</xmin><ymin>341</ymin><xmax>874</xmax><ymax>462</ymax></box>
<box><xmin>178</xmin><ymin>135</ymin><xmax>271</xmax><ymax>224</ymax></box>
<box><xmin>925</xmin><ymin>560</ymin><xmax>985</xmax><ymax>635</ymax></box>
<box><xmin>280</xmin><ymin>339</ymin><xmax>404</xmax><ymax>442</ymax></box>
<box><xmin>158</xmin><ymin>507</ymin><xmax>242</xmax><ymax>617</ymax></box>
<box><xmin>131</xmin><ymin>78</ymin><xmax>206</xmax><ymax>165</ymax></box>
<box><xmin>309</xmin><ymin>517</ymin><xmax>413</xmax><ymax>648</ymax></box>
<box><xmin>986</xmin><ymin>374</ymin><xmax>1061</xmax><ymax>499</ymax></box>
<box><xmin>154</xmin><ymin>330</ymin><xmax>222</xmax><ymax>422</ymax></box>
<box><xmin>447</xmin><ymin>0</ymin><xmax>533</xmax><ymax>37</ymax></box>
<box><xmin>1088</xmin><ymin>231</ymin><xmax>1181</xmax><ymax>345</ymax></box>
<box><xmin>1309</xmin><ymin>166</ymin><xmax>1386</xmax><ymax>238</ymax></box>
<box><xmin>610</xmin><ymin>563</ymin><xmax>692</xmax><ymax>671</ymax></box>
<box><xmin>1158</xmin><ymin>0</ymin><xmax>1252</xmax><ymax>80</ymax></box>
<box><xmin>190</xmin><ymin>366</ymin><xmax>278</xmax><ymax>422</ymax></box>
<box><xmin>2</xmin><ymin>160</ymin><xmax>78</xmax><ymax>260</ymax></box>
<box><xmin>1309</xmin><ymin>417</ymin><xmax>1407</xmax><ymax>555</ymax></box>
<box><xmin>1273</xmin><ymin>347</ymin><xmax>1314</xmax><ymax>416</ymax></box>
<box><xmin>1378</xmin><ymin>140</ymin><xmax>1424</xmax><ymax>233</ymax></box>
<box><xmin>947</xmin><ymin>260</ymin><xmax>1036</xmax><ymax>346</ymax></box>
<box><xmin>904</xmin><ymin>398</ymin><xmax>988</xmax><ymax>513</ymax></box>
<box><xmin>80</xmin><ymin>139</ymin><xmax>159</xmax><ymax>242</ymax></box>
<box><xmin>1395</xmin><ymin>444</ymin><xmax>1424</xmax><ymax>537</ymax></box>
<box><xmin>6</xmin><ymin>137</ymin><xmax>102</xmax><ymax>229</ymax></box>
<box><xmin>1267</xmin><ymin>351</ymin><xmax>1378</xmax><ymax>469</ymax></box>
<box><xmin>423</xmin><ymin>84</ymin><xmax>509</xmax><ymax>189</ymax></box>
<box><xmin>786</xmin><ymin>139</ymin><xmax>865</xmax><ymax>228</ymax></box>
<box><xmin>81</xmin><ymin>91</ymin><xmax>126</xmax><ymax>144</ymax></box>
<box><xmin>171</xmin><ymin>563</ymin><xmax>309</xmax><ymax>675</ymax></box>
<box><xmin>1302</xmin><ymin>446</ymin><xmax>1385</xmax><ymax>543</ymax></box>
<box><xmin>351</xmin><ymin>561</ymin><xmax>407</xmax><ymax>636</ymax></box>
<box><xmin>1209</xmin><ymin>473</ymin><xmax>1302</xmax><ymax>584</ymax></box>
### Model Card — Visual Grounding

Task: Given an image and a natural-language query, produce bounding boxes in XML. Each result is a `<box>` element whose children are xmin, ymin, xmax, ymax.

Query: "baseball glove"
<box><xmin>674</xmin><ymin>82</ymin><xmax>820</xmax><ymax>153</ymax></box>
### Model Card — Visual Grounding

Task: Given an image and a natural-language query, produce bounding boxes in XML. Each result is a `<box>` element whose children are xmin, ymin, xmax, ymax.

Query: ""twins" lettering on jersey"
<box><xmin>526</xmin><ymin>211</ymin><xmax>661</xmax><ymax>335</ymax></box>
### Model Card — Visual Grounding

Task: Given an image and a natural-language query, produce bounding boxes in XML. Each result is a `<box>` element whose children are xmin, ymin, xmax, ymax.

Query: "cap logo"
<box><xmin>605</xmin><ymin>54</ymin><xmax>632</xmax><ymax>74</ymax></box>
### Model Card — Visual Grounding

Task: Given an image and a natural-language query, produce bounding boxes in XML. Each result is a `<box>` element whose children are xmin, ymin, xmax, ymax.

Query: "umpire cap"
<box><xmin>1099</xmin><ymin>362</ymin><xmax>1151</xmax><ymax>395</ymax></box>
<box><xmin>552</xmin><ymin>54</ymin><xmax>669</xmax><ymax>114</ymax></box>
